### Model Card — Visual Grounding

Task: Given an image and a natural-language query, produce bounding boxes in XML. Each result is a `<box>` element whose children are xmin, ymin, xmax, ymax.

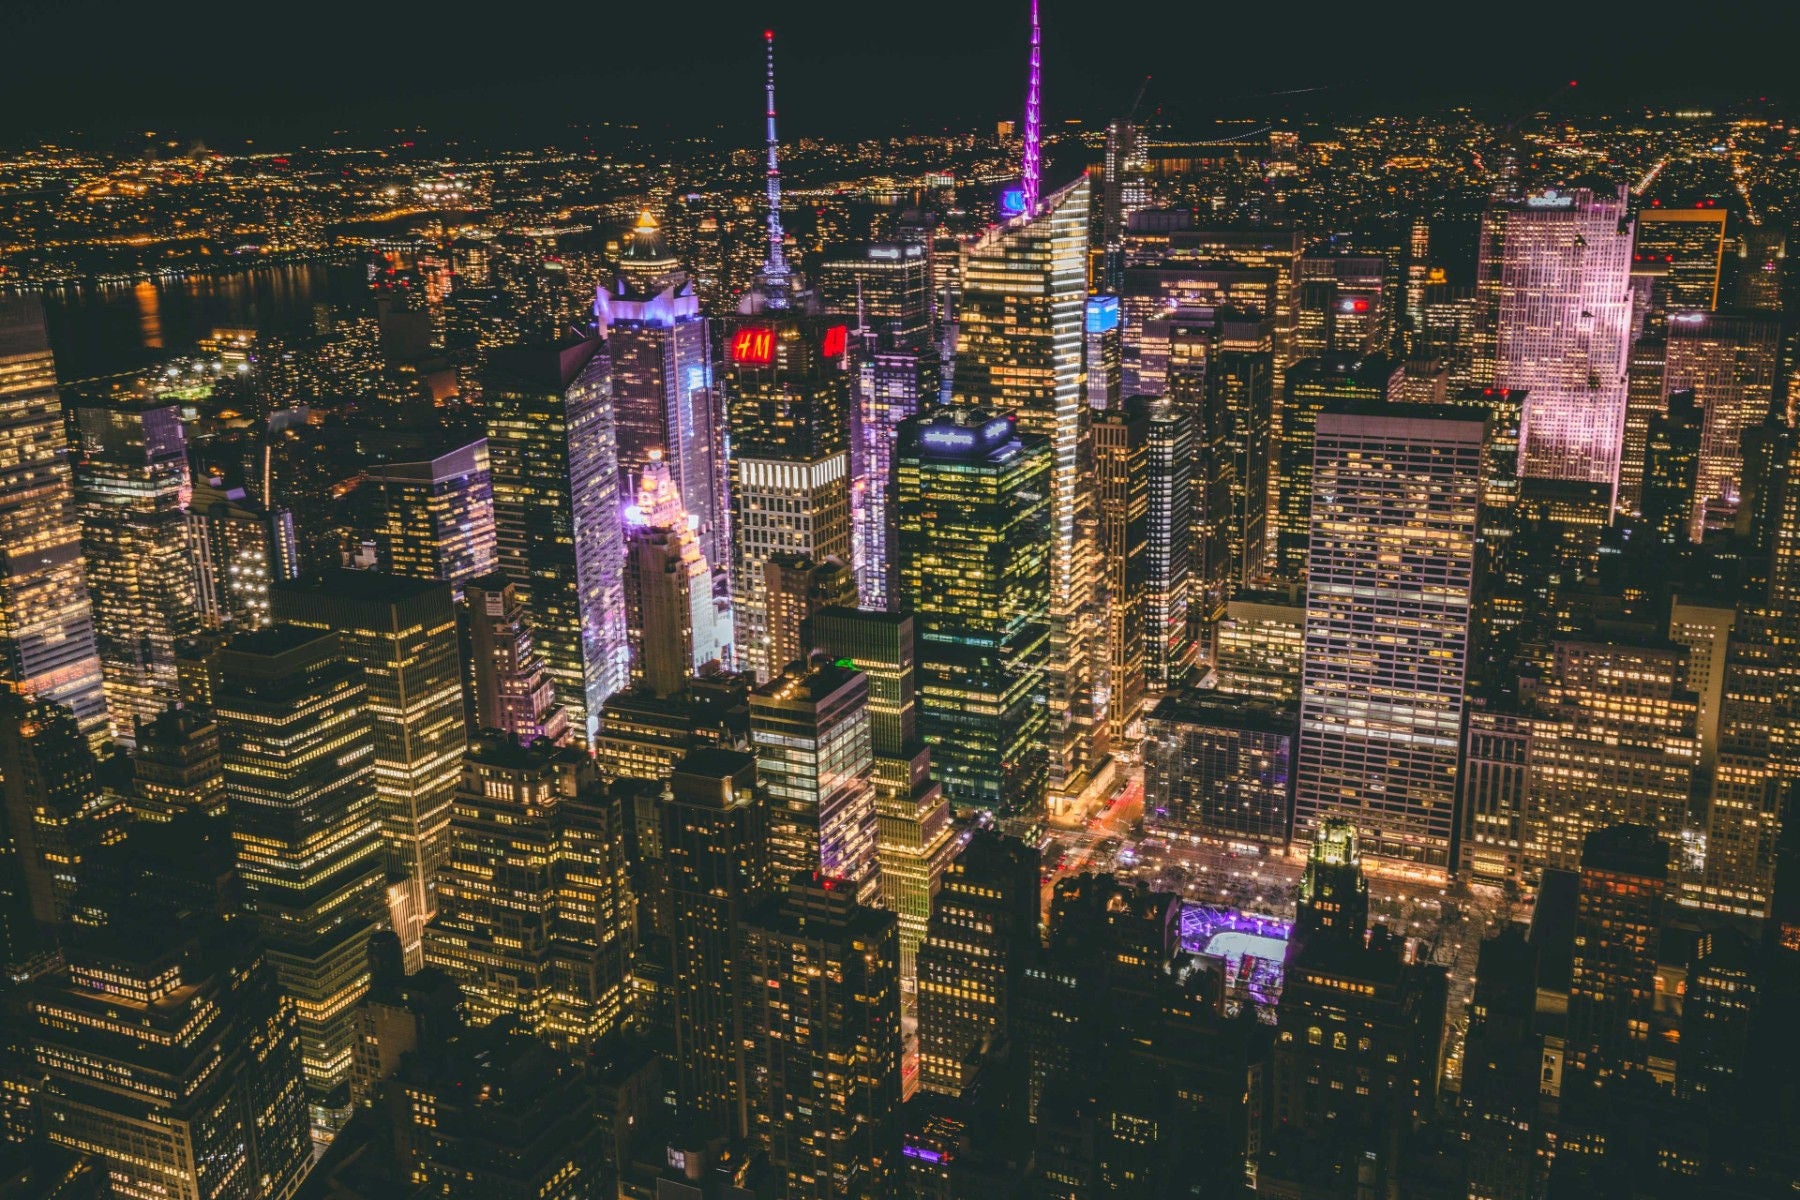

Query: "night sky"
<box><xmin>5</xmin><ymin>0</ymin><xmax>1798</xmax><ymax>146</ymax></box>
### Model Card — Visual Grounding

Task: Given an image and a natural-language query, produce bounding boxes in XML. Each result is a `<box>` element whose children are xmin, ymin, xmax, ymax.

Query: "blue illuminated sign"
<box><xmin>998</xmin><ymin>186</ymin><xmax>1028</xmax><ymax>218</ymax></box>
<box><xmin>1085</xmin><ymin>296</ymin><xmax>1121</xmax><ymax>334</ymax></box>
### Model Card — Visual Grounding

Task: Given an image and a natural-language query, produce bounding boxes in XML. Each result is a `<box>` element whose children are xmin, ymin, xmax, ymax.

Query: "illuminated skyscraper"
<box><xmin>424</xmin><ymin>735</ymin><xmax>634</xmax><ymax>1052</ymax></box>
<box><xmin>915</xmin><ymin>831</ymin><xmax>1040</xmax><ymax>1098</ymax></box>
<box><xmin>805</xmin><ymin>607</ymin><xmax>954</xmax><ymax>980</ymax></box>
<box><xmin>662</xmin><ymin>748</ymin><xmax>769</xmax><ymax>1137</ymax></box>
<box><xmin>1663</xmin><ymin>310</ymin><xmax>1779</xmax><ymax>539</ymax></box>
<box><xmin>1564</xmin><ymin>825</ymin><xmax>1667</xmax><ymax>1087</ymax></box>
<box><xmin>1092</xmin><ymin>399</ymin><xmax>1149</xmax><ymax>738</ymax></box>
<box><xmin>360</xmin><ymin>438</ymin><xmax>497</xmax><ymax>597</ymax></box>
<box><xmin>185</xmin><ymin>475</ymin><xmax>276</xmax><ymax>631</ymax></box>
<box><xmin>624</xmin><ymin>452</ymin><xmax>726</xmax><ymax>697</ymax></box>
<box><xmin>894</xmin><ymin>408</ymin><xmax>1051</xmax><ymax>813</ymax></box>
<box><xmin>762</xmin><ymin>552</ymin><xmax>856</xmax><ymax>679</ymax></box>
<box><xmin>952</xmin><ymin>175</ymin><xmax>1105</xmax><ymax>810</ymax></box>
<box><xmin>820</xmin><ymin>241</ymin><xmax>937</xmax><ymax>609</ymax></box>
<box><xmin>1144</xmin><ymin>690</ymin><xmax>1296</xmax><ymax>848</ymax></box>
<box><xmin>272</xmin><ymin>571</ymin><xmax>465</xmax><ymax>968</ymax></box>
<box><xmin>0</xmin><ymin>695</ymin><xmax>125</xmax><ymax>927</ymax></box>
<box><xmin>215</xmin><ymin>626</ymin><xmax>384</xmax><ymax>1124</ymax></box>
<box><xmin>1213</xmin><ymin>588</ymin><xmax>1306</xmax><ymax>703</ymax></box>
<box><xmin>485</xmin><ymin>334</ymin><xmax>628</xmax><ymax>742</ymax></box>
<box><xmin>599</xmin><ymin>217</ymin><xmax>728</xmax><ymax>571</ymax></box>
<box><xmin>1142</xmin><ymin>398</ymin><xmax>1194</xmax><ymax>688</ymax></box>
<box><xmin>27</xmin><ymin>902</ymin><xmax>311</xmax><ymax>1200</ymax></box>
<box><xmin>737</xmin><ymin>874</ymin><xmax>902</xmax><ymax>1199</ymax></box>
<box><xmin>463</xmin><ymin>573</ymin><xmax>570</xmax><ymax>746</ymax></box>
<box><xmin>1295</xmin><ymin>404</ymin><xmax>1482</xmax><ymax>872</ymax></box>
<box><xmin>130</xmin><ymin>704</ymin><xmax>226</xmax><ymax>822</ymax></box>
<box><xmin>1277</xmin><ymin>353</ymin><xmax>1401</xmax><ymax>577</ymax></box>
<box><xmin>0</xmin><ymin>297</ymin><xmax>106</xmax><ymax>744</ymax></box>
<box><xmin>725</xmin><ymin>318</ymin><xmax>853</xmax><ymax>681</ymax></box>
<box><xmin>750</xmin><ymin>660</ymin><xmax>880</xmax><ymax>904</ymax></box>
<box><xmin>1520</xmin><ymin>638</ymin><xmax>1699</xmax><ymax>879</ymax></box>
<box><xmin>71</xmin><ymin>401</ymin><xmax>198</xmax><ymax>742</ymax></box>
<box><xmin>1478</xmin><ymin>187</ymin><xmax>1635</xmax><ymax>495</ymax></box>
<box><xmin>1633</xmin><ymin>205</ymin><xmax>1728</xmax><ymax>312</ymax></box>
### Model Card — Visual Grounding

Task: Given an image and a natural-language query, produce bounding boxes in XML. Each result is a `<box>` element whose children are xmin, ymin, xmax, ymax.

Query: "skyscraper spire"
<box><xmin>759</xmin><ymin>28</ymin><xmax>791</xmax><ymax>305</ymax></box>
<box><xmin>1021</xmin><ymin>0</ymin><xmax>1042</xmax><ymax>215</ymax></box>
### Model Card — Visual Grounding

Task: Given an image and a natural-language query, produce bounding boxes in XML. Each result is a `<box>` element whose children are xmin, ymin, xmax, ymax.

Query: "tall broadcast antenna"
<box><xmin>1020</xmin><ymin>0</ymin><xmax>1043</xmax><ymax>215</ymax></box>
<box><xmin>758</xmin><ymin>29</ymin><xmax>791</xmax><ymax>306</ymax></box>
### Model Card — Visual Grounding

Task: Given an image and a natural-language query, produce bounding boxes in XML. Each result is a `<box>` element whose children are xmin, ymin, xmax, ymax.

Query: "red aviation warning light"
<box><xmin>731</xmin><ymin>327</ymin><xmax>775</xmax><ymax>365</ymax></box>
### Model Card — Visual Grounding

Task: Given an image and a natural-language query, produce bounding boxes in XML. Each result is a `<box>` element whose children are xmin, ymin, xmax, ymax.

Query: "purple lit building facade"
<box><xmin>1479</xmin><ymin>187</ymin><xmax>1635</xmax><ymax>499</ymax></box>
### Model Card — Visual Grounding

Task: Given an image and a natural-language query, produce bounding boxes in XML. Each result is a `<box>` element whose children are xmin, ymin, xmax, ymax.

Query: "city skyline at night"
<box><xmin>2</xmin><ymin>4</ymin><xmax>1800</xmax><ymax>1199</ymax></box>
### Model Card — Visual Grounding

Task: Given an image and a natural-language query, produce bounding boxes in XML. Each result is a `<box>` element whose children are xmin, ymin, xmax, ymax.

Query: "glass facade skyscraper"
<box><xmin>894</xmin><ymin>407</ymin><xmax>1051</xmax><ymax>814</ymax></box>
<box><xmin>1295</xmin><ymin>404</ymin><xmax>1483</xmax><ymax>873</ymax></box>
<box><xmin>0</xmin><ymin>297</ymin><xmax>107</xmax><ymax>744</ymax></box>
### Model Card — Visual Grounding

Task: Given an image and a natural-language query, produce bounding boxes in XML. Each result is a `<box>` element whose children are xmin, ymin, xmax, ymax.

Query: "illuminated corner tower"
<box><xmin>71</xmin><ymin>400</ymin><xmax>199</xmax><ymax>744</ymax></box>
<box><xmin>0</xmin><ymin>296</ymin><xmax>107</xmax><ymax>745</ymax></box>
<box><xmin>599</xmin><ymin>212</ymin><xmax>729</xmax><ymax>573</ymax></box>
<box><xmin>484</xmin><ymin>333</ymin><xmax>628</xmax><ymax>742</ymax></box>
<box><xmin>894</xmin><ymin>408</ymin><xmax>1052</xmax><ymax>814</ymax></box>
<box><xmin>272</xmin><ymin>571</ymin><xmax>465</xmax><ymax>971</ymax></box>
<box><xmin>1477</xmin><ymin>186</ymin><xmax>1635</xmax><ymax>499</ymax></box>
<box><xmin>214</xmin><ymin>626</ymin><xmax>384</xmax><ymax>1127</ymax></box>
<box><xmin>805</xmin><ymin>607</ymin><xmax>955</xmax><ymax>981</ymax></box>
<box><xmin>1294</xmin><ymin>403</ymin><xmax>1483</xmax><ymax>875</ymax></box>
<box><xmin>725</xmin><ymin>35</ymin><xmax>852</xmax><ymax>681</ymax></box>
<box><xmin>623</xmin><ymin>452</ymin><xmax>726</xmax><ymax>697</ymax></box>
<box><xmin>463</xmin><ymin>573</ymin><xmax>570</xmax><ymax>746</ymax></box>
<box><xmin>953</xmin><ymin>75</ymin><xmax>1101</xmax><ymax>811</ymax></box>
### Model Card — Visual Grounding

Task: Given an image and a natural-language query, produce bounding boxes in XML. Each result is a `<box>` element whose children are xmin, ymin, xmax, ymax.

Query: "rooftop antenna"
<box><xmin>1021</xmin><ymin>0</ymin><xmax>1042</xmax><ymax>215</ymax></box>
<box><xmin>759</xmin><ymin>29</ymin><xmax>791</xmax><ymax>305</ymax></box>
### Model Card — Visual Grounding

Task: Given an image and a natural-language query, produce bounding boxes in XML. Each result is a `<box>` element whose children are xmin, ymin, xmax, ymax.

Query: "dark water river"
<box><xmin>32</xmin><ymin>261</ymin><xmax>371</xmax><ymax>383</ymax></box>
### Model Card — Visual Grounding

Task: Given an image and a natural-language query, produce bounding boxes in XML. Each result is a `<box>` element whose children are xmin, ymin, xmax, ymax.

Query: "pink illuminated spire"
<box><xmin>1021</xmin><ymin>0</ymin><xmax>1042</xmax><ymax>215</ymax></box>
<box><xmin>759</xmin><ymin>29</ymin><xmax>791</xmax><ymax>305</ymax></box>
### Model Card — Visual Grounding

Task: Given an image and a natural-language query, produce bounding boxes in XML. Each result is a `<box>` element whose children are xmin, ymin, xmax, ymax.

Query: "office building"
<box><xmin>1618</xmin><ymin>338</ymin><xmax>1669</xmax><ymax>515</ymax></box>
<box><xmin>215</xmin><ymin>626</ymin><xmax>384</xmax><ymax>1123</ymax></box>
<box><xmin>423</xmin><ymin>735</ymin><xmax>634</xmax><ymax>1051</ymax></box>
<box><xmin>624</xmin><ymin>451</ymin><xmax>727</xmax><ymax>696</ymax></box>
<box><xmin>1092</xmin><ymin>399</ymin><xmax>1149</xmax><ymax>737</ymax></box>
<box><xmin>360</xmin><ymin>438</ymin><xmax>497</xmax><ymax>596</ymax></box>
<box><xmin>130</xmin><ymin>704</ymin><xmax>227</xmax><ymax>822</ymax></box>
<box><xmin>1144</xmin><ymin>690</ymin><xmax>1296</xmax><ymax>848</ymax></box>
<box><xmin>1478</xmin><ymin>187</ymin><xmax>1635</xmax><ymax>493</ymax></box>
<box><xmin>0</xmin><ymin>695</ymin><xmax>126</xmax><ymax>927</ymax></box>
<box><xmin>1564</xmin><ymin>824</ymin><xmax>1668</xmax><ymax>1084</ymax></box>
<box><xmin>463</xmin><ymin>573</ymin><xmax>570</xmax><ymax>745</ymax></box>
<box><xmin>1142</xmin><ymin>398</ymin><xmax>1194</xmax><ymax>688</ymax></box>
<box><xmin>1640</xmin><ymin>389</ymin><xmax>1704</xmax><ymax>544</ymax></box>
<box><xmin>0</xmin><ymin>297</ymin><xmax>107</xmax><ymax>743</ymax></box>
<box><xmin>1521</xmin><ymin>638</ymin><xmax>1699</xmax><ymax>878</ymax></box>
<box><xmin>1277</xmin><ymin>353</ymin><xmax>1401</xmax><ymax>576</ymax></box>
<box><xmin>386</xmin><ymin>1025</ymin><xmax>605</xmax><ymax>1200</ymax></box>
<box><xmin>915</xmin><ymin>831</ymin><xmax>1039</xmax><ymax>1098</ymax></box>
<box><xmin>1213</xmin><ymin>589</ymin><xmax>1307</xmax><ymax>703</ymax></box>
<box><xmin>485</xmin><ymin>334</ymin><xmax>628</xmax><ymax>742</ymax></box>
<box><xmin>185</xmin><ymin>475</ymin><xmax>277</xmax><ymax>631</ymax></box>
<box><xmin>598</xmin><ymin>217</ymin><xmax>728</xmax><ymax>570</ymax></box>
<box><xmin>894</xmin><ymin>408</ymin><xmax>1052</xmax><ymax>813</ymax></box>
<box><xmin>1634</xmin><ymin>205</ymin><xmax>1728</xmax><ymax>312</ymax></box>
<box><xmin>27</xmin><ymin>907</ymin><xmax>311</xmax><ymax>1200</ymax></box>
<box><xmin>273</xmin><ymin>571</ymin><xmax>465</xmax><ymax>966</ymax></box>
<box><xmin>762</xmin><ymin>552</ymin><xmax>856</xmax><ymax>679</ymax></box>
<box><xmin>1267</xmin><ymin>818</ymin><xmax>1447</xmax><ymax>1196</ymax></box>
<box><xmin>952</xmin><ymin>175</ymin><xmax>1106</xmax><ymax>811</ymax></box>
<box><xmin>725</xmin><ymin>313</ymin><xmax>853</xmax><ymax>682</ymax></box>
<box><xmin>1663</xmin><ymin>310</ymin><xmax>1779</xmax><ymax>539</ymax></box>
<box><xmin>737</xmin><ymin>874</ymin><xmax>902</xmax><ymax>1200</ymax></box>
<box><xmin>70</xmin><ymin>401</ymin><xmax>198</xmax><ymax>741</ymax></box>
<box><xmin>662</xmin><ymin>749</ymin><xmax>769</xmax><ymax>1138</ymax></box>
<box><xmin>749</xmin><ymin>660</ymin><xmax>880</xmax><ymax>903</ymax></box>
<box><xmin>805</xmin><ymin>607</ymin><xmax>954</xmax><ymax>981</ymax></box>
<box><xmin>1295</xmin><ymin>404</ymin><xmax>1482</xmax><ymax>873</ymax></box>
